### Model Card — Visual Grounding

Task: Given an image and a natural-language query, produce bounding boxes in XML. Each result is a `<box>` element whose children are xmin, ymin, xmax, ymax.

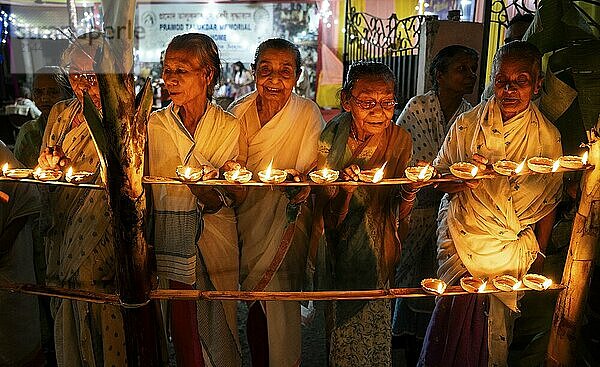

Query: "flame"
<box><xmin>35</xmin><ymin>167</ymin><xmax>42</xmax><ymax>176</ymax></box>
<box><xmin>552</xmin><ymin>160</ymin><xmax>560</xmax><ymax>172</ymax></box>
<box><xmin>436</xmin><ymin>281</ymin><xmax>445</xmax><ymax>294</ymax></box>
<box><xmin>478</xmin><ymin>281</ymin><xmax>487</xmax><ymax>293</ymax></box>
<box><xmin>515</xmin><ymin>158</ymin><xmax>526</xmax><ymax>174</ymax></box>
<box><xmin>542</xmin><ymin>278</ymin><xmax>553</xmax><ymax>290</ymax></box>
<box><xmin>265</xmin><ymin>159</ymin><xmax>273</xmax><ymax>179</ymax></box>
<box><xmin>322</xmin><ymin>167</ymin><xmax>329</xmax><ymax>176</ymax></box>
<box><xmin>372</xmin><ymin>162</ymin><xmax>387</xmax><ymax>183</ymax></box>
<box><xmin>418</xmin><ymin>164</ymin><xmax>429</xmax><ymax>180</ymax></box>
<box><xmin>582</xmin><ymin>151</ymin><xmax>588</xmax><ymax>165</ymax></box>
<box><xmin>231</xmin><ymin>168</ymin><xmax>240</xmax><ymax>181</ymax></box>
<box><xmin>66</xmin><ymin>167</ymin><xmax>73</xmax><ymax>180</ymax></box>
<box><xmin>512</xmin><ymin>280</ymin><xmax>522</xmax><ymax>291</ymax></box>
<box><xmin>470</xmin><ymin>165</ymin><xmax>479</xmax><ymax>177</ymax></box>
<box><xmin>2</xmin><ymin>163</ymin><xmax>7</xmax><ymax>175</ymax></box>
<box><xmin>184</xmin><ymin>166</ymin><xmax>192</xmax><ymax>180</ymax></box>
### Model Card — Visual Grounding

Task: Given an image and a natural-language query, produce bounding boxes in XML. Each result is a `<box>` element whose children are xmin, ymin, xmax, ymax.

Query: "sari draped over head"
<box><xmin>0</xmin><ymin>143</ymin><xmax>42</xmax><ymax>365</ymax></box>
<box><xmin>318</xmin><ymin>112</ymin><xmax>412</xmax><ymax>366</ymax></box>
<box><xmin>228</xmin><ymin>91</ymin><xmax>324</xmax><ymax>367</ymax></box>
<box><xmin>41</xmin><ymin>98</ymin><xmax>127</xmax><ymax>366</ymax></box>
<box><xmin>430</xmin><ymin>97</ymin><xmax>562</xmax><ymax>366</ymax></box>
<box><xmin>148</xmin><ymin>102</ymin><xmax>241</xmax><ymax>367</ymax></box>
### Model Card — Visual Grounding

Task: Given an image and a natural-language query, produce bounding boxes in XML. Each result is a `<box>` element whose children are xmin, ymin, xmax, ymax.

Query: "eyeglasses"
<box><xmin>70</xmin><ymin>72</ymin><xmax>97</xmax><ymax>86</ymax></box>
<box><xmin>350</xmin><ymin>94</ymin><xmax>397</xmax><ymax>110</ymax></box>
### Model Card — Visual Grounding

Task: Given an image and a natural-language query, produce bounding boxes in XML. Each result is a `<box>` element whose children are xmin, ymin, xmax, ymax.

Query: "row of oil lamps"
<box><xmin>421</xmin><ymin>273</ymin><xmax>554</xmax><ymax>295</ymax></box>
<box><xmin>0</xmin><ymin>152</ymin><xmax>588</xmax><ymax>185</ymax></box>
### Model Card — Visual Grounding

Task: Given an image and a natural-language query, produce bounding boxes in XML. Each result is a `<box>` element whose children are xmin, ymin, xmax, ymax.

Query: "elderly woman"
<box><xmin>36</xmin><ymin>32</ymin><xmax>127</xmax><ymax>366</ymax></box>
<box><xmin>317</xmin><ymin>61</ymin><xmax>415</xmax><ymax>366</ymax></box>
<box><xmin>147</xmin><ymin>33</ymin><xmax>242</xmax><ymax>367</ymax></box>
<box><xmin>392</xmin><ymin>45</ymin><xmax>478</xmax><ymax>359</ymax></box>
<box><xmin>418</xmin><ymin>41</ymin><xmax>562</xmax><ymax>367</ymax></box>
<box><xmin>228</xmin><ymin>38</ymin><xmax>324</xmax><ymax>367</ymax></box>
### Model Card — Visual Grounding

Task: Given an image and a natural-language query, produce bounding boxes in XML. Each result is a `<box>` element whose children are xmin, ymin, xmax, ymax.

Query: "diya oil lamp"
<box><xmin>405</xmin><ymin>164</ymin><xmax>434</xmax><ymax>182</ymax></box>
<box><xmin>2</xmin><ymin>163</ymin><xmax>32</xmax><ymax>179</ymax></box>
<box><xmin>309</xmin><ymin>167</ymin><xmax>339</xmax><ymax>184</ymax></box>
<box><xmin>492</xmin><ymin>275</ymin><xmax>521</xmax><ymax>292</ymax></box>
<box><xmin>492</xmin><ymin>160</ymin><xmax>519</xmax><ymax>176</ymax></box>
<box><xmin>522</xmin><ymin>274</ymin><xmax>553</xmax><ymax>291</ymax></box>
<box><xmin>64</xmin><ymin>167</ymin><xmax>95</xmax><ymax>184</ymax></box>
<box><xmin>449</xmin><ymin>162</ymin><xmax>479</xmax><ymax>179</ymax></box>
<box><xmin>33</xmin><ymin>167</ymin><xmax>62</xmax><ymax>181</ymax></box>
<box><xmin>527</xmin><ymin>157</ymin><xmax>555</xmax><ymax>173</ymax></box>
<box><xmin>460</xmin><ymin>276</ymin><xmax>486</xmax><ymax>293</ymax></box>
<box><xmin>176</xmin><ymin>165</ymin><xmax>204</xmax><ymax>182</ymax></box>
<box><xmin>421</xmin><ymin>278</ymin><xmax>447</xmax><ymax>295</ymax></box>
<box><xmin>358</xmin><ymin>162</ymin><xmax>387</xmax><ymax>183</ymax></box>
<box><xmin>258</xmin><ymin>160</ymin><xmax>287</xmax><ymax>184</ymax></box>
<box><xmin>224</xmin><ymin>167</ymin><xmax>253</xmax><ymax>184</ymax></box>
<box><xmin>558</xmin><ymin>151</ymin><xmax>588</xmax><ymax>170</ymax></box>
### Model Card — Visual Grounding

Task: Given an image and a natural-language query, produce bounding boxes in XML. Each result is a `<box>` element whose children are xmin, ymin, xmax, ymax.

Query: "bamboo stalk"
<box><xmin>547</xmin><ymin>128</ymin><xmax>600</xmax><ymax>366</ymax></box>
<box><xmin>0</xmin><ymin>282</ymin><xmax>565</xmax><ymax>302</ymax></box>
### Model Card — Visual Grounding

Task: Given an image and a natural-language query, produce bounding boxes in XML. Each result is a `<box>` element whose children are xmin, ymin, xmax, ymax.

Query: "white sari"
<box><xmin>434</xmin><ymin>97</ymin><xmax>562</xmax><ymax>365</ymax></box>
<box><xmin>148</xmin><ymin>102</ymin><xmax>241</xmax><ymax>366</ymax></box>
<box><xmin>229</xmin><ymin>91</ymin><xmax>324</xmax><ymax>366</ymax></box>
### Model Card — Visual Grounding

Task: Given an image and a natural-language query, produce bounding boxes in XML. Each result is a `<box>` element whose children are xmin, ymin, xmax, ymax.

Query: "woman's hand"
<box><xmin>201</xmin><ymin>165</ymin><xmax>219</xmax><ymax>181</ymax></box>
<box><xmin>220</xmin><ymin>160</ymin><xmax>241</xmax><ymax>175</ymax></box>
<box><xmin>340</xmin><ymin>164</ymin><xmax>360</xmax><ymax>194</ymax></box>
<box><xmin>38</xmin><ymin>146</ymin><xmax>70</xmax><ymax>170</ymax></box>
<box><xmin>283</xmin><ymin>169</ymin><xmax>310</xmax><ymax>204</ymax></box>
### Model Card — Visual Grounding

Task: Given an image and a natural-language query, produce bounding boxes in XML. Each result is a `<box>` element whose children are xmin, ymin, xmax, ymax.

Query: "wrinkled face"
<box><xmin>33</xmin><ymin>74</ymin><xmax>63</xmax><ymax>117</ymax></box>
<box><xmin>254</xmin><ymin>48</ymin><xmax>298</xmax><ymax>105</ymax></box>
<box><xmin>68</xmin><ymin>49</ymin><xmax>100</xmax><ymax>106</ymax></box>
<box><xmin>493</xmin><ymin>56</ymin><xmax>541</xmax><ymax>121</ymax></box>
<box><xmin>342</xmin><ymin>77</ymin><xmax>396</xmax><ymax>136</ymax></box>
<box><xmin>162</xmin><ymin>49</ymin><xmax>211</xmax><ymax>108</ymax></box>
<box><xmin>437</xmin><ymin>53</ymin><xmax>478</xmax><ymax>95</ymax></box>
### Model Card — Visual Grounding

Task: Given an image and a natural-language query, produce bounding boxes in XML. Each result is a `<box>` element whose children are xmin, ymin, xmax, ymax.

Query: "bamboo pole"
<box><xmin>547</xmin><ymin>127</ymin><xmax>600</xmax><ymax>366</ymax></box>
<box><xmin>0</xmin><ymin>282</ymin><xmax>565</xmax><ymax>302</ymax></box>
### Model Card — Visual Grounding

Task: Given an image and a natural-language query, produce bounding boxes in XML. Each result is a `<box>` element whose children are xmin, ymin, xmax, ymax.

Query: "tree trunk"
<box><xmin>547</xmin><ymin>126</ymin><xmax>600</xmax><ymax>366</ymax></box>
<box><xmin>82</xmin><ymin>0</ymin><xmax>161</xmax><ymax>365</ymax></box>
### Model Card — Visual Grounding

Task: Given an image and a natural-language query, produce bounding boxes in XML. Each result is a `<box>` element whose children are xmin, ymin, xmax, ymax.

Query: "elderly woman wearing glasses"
<box><xmin>36</xmin><ymin>32</ymin><xmax>128</xmax><ymax>366</ymax></box>
<box><xmin>316</xmin><ymin>61</ymin><xmax>416</xmax><ymax>366</ymax></box>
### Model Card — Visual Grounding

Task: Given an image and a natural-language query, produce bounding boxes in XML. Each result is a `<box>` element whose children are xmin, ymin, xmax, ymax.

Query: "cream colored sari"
<box><xmin>229</xmin><ymin>91</ymin><xmax>324</xmax><ymax>366</ymax></box>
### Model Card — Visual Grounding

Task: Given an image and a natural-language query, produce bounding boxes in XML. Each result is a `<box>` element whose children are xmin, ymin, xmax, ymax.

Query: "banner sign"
<box><xmin>137</xmin><ymin>3</ymin><xmax>274</xmax><ymax>63</ymax></box>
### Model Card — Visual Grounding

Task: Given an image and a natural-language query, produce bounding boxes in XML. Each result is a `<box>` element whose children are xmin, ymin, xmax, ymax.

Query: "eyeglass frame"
<box><xmin>349</xmin><ymin>94</ymin><xmax>397</xmax><ymax>110</ymax></box>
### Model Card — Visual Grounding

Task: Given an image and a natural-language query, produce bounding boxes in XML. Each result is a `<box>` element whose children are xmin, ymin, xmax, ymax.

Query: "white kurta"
<box><xmin>434</xmin><ymin>97</ymin><xmax>562</xmax><ymax>366</ymax></box>
<box><xmin>229</xmin><ymin>91</ymin><xmax>324</xmax><ymax>367</ymax></box>
<box><xmin>148</xmin><ymin>102</ymin><xmax>241</xmax><ymax>367</ymax></box>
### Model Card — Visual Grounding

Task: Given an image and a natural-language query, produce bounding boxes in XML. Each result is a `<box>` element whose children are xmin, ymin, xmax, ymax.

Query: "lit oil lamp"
<box><xmin>527</xmin><ymin>157</ymin><xmax>554</xmax><ymax>173</ymax></box>
<box><xmin>309</xmin><ymin>167</ymin><xmax>339</xmax><ymax>184</ymax></box>
<box><xmin>522</xmin><ymin>274</ymin><xmax>553</xmax><ymax>290</ymax></box>
<box><xmin>258</xmin><ymin>159</ymin><xmax>287</xmax><ymax>184</ymax></box>
<box><xmin>33</xmin><ymin>167</ymin><xmax>62</xmax><ymax>181</ymax></box>
<box><xmin>492</xmin><ymin>160</ymin><xmax>519</xmax><ymax>176</ymax></box>
<box><xmin>449</xmin><ymin>162</ymin><xmax>479</xmax><ymax>179</ymax></box>
<box><xmin>460</xmin><ymin>276</ymin><xmax>486</xmax><ymax>293</ymax></box>
<box><xmin>492</xmin><ymin>275</ymin><xmax>520</xmax><ymax>292</ymax></box>
<box><xmin>1</xmin><ymin>163</ymin><xmax>31</xmax><ymax>179</ymax></box>
<box><xmin>358</xmin><ymin>162</ymin><xmax>387</xmax><ymax>183</ymax></box>
<box><xmin>2</xmin><ymin>163</ymin><xmax>7</xmax><ymax>176</ymax></box>
<box><xmin>224</xmin><ymin>167</ymin><xmax>253</xmax><ymax>183</ymax></box>
<box><xmin>551</xmin><ymin>160</ymin><xmax>560</xmax><ymax>173</ymax></box>
<box><xmin>64</xmin><ymin>167</ymin><xmax>95</xmax><ymax>184</ymax></box>
<box><xmin>405</xmin><ymin>164</ymin><xmax>434</xmax><ymax>182</ymax></box>
<box><xmin>421</xmin><ymin>278</ymin><xmax>447</xmax><ymax>295</ymax></box>
<box><xmin>558</xmin><ymin>152</ymin><xmax>588</xmax><ymax>170</ymax></box>
<box><xmin>478</xmin><ymin>281</ymin><xmax>488</xmax><ymax>293</ymax></box>
<box><xmin>175</xmin><ymin>165</ymin><xmax>204</xmax><ymax>182</ymax></box>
